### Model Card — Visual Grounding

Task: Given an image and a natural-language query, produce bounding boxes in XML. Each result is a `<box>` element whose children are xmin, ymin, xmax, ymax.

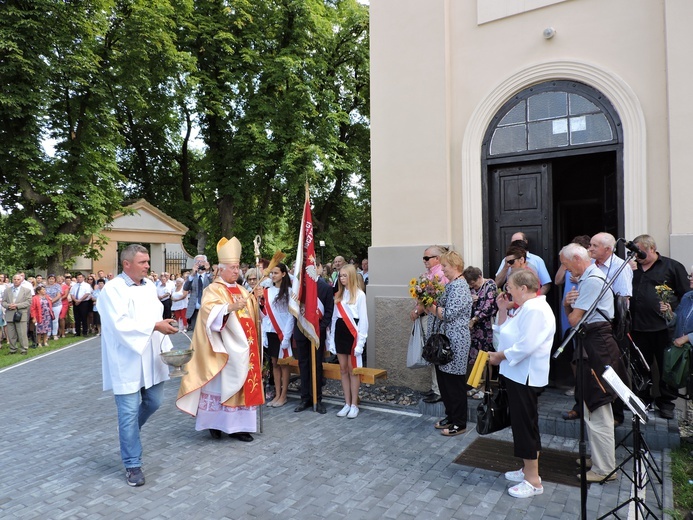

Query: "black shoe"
<box><xmin>659</xmin><ymin>408</ymin><xmax>675</xmax><ymax>420</ymax></box>
<box><xmin>209</xmin><ymin>429</ymin><xmax>222</xmax><ymax>439</ymax></box>
<box><xmin>294</xmin><ymin>400</ymin><xmax>311</xmax><ymax>412</ymax></box>
<box><xmin>229</xmin><ymin>432</ymin><xmax>254</xmax><ymax>442</ymax></box>
<box><xmin>125</xmin><ymin>467</ymin><xmax>145</xmax><ymax>487</ymax></box>
<box><xmin>315</xmin><ymin>402</ymin><xmax>327</xmax><ymax>414</ymax></box>
<box><xmin>423</xmin><ymin>394</ymin><xmax>442</xmax><ymax>403</ymax></box>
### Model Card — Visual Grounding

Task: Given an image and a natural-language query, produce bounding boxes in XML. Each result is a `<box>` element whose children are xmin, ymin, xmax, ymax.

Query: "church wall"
<box><xmin>369</xmin><ymin>0</ymin><xmax>692</xmax><ymax>383</ymax></box>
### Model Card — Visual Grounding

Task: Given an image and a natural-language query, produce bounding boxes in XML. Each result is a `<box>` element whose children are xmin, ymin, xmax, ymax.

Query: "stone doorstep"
<box><xmin>417</xmin><ymin>389</ymin><xmax>682</xmax><ymax>451</ymax></box>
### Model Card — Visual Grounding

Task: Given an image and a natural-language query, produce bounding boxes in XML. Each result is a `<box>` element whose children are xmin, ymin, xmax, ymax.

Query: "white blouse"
<box><xmin>328</xmin><ymin>288</ymin><xmax>368</xmax><ymax>353</ymax></box>
<box><xmin>493</xmin><ymin>296</ymin><xmax>555</xmax><ymax>387</ymax></box>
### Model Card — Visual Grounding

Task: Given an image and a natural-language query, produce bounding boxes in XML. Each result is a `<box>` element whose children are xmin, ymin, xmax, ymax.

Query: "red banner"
<box><xmin>289</xmin><ymin>185</ymin><xmax>320</xmax><ymax>347</ymax></box>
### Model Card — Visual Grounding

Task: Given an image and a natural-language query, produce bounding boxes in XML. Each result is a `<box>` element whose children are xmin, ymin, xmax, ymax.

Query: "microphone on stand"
<box><xmin>622</xmin><ymin>239</ymin><xmax>647</xmax><ymax>260</ymax></box>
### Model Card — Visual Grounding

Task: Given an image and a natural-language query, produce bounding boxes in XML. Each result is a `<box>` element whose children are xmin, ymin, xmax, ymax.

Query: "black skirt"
<box><xmin>334</xmin><ymin>318</ymin><xmax>359</xmax><ymax>355</ymax></box>
<box><xmin>267</xmin><ymin>332</ymin><xmax>281</xmax><ymax>359</ymax></box>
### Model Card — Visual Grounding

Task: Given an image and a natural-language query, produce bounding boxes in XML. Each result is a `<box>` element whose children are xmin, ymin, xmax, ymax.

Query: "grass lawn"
<box><xmin>671</xmin><ymin>441</ymin><xmax>693</xmax><ymax>520</ymax></box>
<box><xmin>0</xmin><ymin>335</ymin><xmax>88</xmax><ymax>369</ymax></box>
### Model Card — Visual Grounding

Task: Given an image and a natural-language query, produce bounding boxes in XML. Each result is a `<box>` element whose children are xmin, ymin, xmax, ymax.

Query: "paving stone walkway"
<box><xmin>0</xmin><ymin>335</ymin><xmax>673</xmax><ymax>519</ymax></box>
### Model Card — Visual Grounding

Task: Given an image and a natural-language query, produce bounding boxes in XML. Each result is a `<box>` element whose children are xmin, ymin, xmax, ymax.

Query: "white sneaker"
<box><xmin>347</xmin><ymin>405</ymin><xmax>359</xmax><ymax>419</ymax></box>
<box><xmin>336</xmin><ymin>404</ymin><xmax>351</xmax><ymax>417</ymax></box>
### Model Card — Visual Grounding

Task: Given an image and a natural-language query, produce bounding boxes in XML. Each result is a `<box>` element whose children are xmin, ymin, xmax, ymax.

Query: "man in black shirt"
<box><xmin>630</xmin><ymin>234</ymin><xmax>689</xmax><ymax>419</ymax></box>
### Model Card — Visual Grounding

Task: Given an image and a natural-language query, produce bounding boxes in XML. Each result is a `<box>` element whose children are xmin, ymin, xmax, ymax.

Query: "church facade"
<box><xmin>366</xmin><ymin>0</ymin><xmax>693</xmax><ymax>388</ymax></box>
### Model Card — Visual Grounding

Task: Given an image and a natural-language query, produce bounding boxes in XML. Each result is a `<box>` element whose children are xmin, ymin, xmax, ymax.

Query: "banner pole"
<box><xmin>311</xmin><ymin>339</ymin><xmax>318</xmax><ymax>410</ymax></box>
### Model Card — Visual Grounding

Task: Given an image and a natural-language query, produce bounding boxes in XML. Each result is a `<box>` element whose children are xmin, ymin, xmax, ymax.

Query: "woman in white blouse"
<box><xmin>488</xmin><ymin>270</ymin><xmax>555</xmax><ymax>499</ymax></box>
<box><xmin>261</xmin><ymin>263</ymin><xmax>295</xmax><ymax>408</ymax></box>
<box><xmin>328</xmin><ymin>264</ymin><xmax>368</xmax><ymax>419</ymax></box>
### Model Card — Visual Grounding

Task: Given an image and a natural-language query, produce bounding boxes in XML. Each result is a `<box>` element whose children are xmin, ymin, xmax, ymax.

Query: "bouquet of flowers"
<box><xmin>409</xmin><ymin>274</ymin><xmax>445</xmax><ymax>308</ymax></box>
<box><xmin>655</xmin><ymin>283</ymin><xmax>675</xmax><ymax>321</ymax></box>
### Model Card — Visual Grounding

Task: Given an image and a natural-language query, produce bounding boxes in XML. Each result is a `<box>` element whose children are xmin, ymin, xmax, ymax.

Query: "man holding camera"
<box><xmin>184</xmin><ymin>255</ymin><xmax>213</xmax><ymax>332</ymax></box>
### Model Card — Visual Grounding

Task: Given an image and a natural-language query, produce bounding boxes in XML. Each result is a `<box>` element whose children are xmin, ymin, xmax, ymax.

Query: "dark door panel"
<box><xmin>489</xmin><ymin>163</ymin><xmax>553</xmax><ymax>275</ymax></box>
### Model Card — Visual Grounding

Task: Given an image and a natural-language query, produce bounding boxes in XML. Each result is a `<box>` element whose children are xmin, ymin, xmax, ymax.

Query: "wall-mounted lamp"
<box><xmin>543</xmin><ymin>27</ymin><xmax>556</xmax><ymax>39</ymax></box>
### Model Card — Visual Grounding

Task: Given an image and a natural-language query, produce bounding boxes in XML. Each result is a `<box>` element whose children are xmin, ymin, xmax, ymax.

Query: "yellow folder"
<box><xmin>467</xmin><ymin>350</ymin><xmax>489</xmax><ymax>388</ymax></box>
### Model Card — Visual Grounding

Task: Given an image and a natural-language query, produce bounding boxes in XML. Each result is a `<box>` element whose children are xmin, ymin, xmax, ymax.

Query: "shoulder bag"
<box><xmin>13</xmin><ymin>309</ymin><xmax>22</xmax><ymax>322</ymax></box>
<box><xmin>476</xmin><ymin>365</ymin><xmax>511</xmax><ymax>435</ymax></box>
<box><xmin>421</xmin><ymin>311</ymin><xmax>453</xmax><ymax>366</ymax></box>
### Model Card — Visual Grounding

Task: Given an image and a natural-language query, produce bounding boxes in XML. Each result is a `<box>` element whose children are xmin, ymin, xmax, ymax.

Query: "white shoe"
<box><xmin>504</xmin><ymin>468</ymin><xmax>525</xmax><ymax>482</ymax></box>
<box><xmin>508</xmin><ymin>479</ymin><xmax>543</xmax><ymax>498</ymax></box>
<box><xmin>347</xmin><ymin>405</ymin><xmax>359</xmax><ymax>419</ymax></box>
<box><xmin>336</xmin><ymin>404</ymin><xmax>351</xmax><ymax>417</ymax></box>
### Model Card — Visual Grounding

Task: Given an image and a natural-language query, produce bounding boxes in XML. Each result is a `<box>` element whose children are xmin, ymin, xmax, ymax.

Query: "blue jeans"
<box><xmin>114</xmin><ymin>382</ymin><xmax>164</xmax><ymax>469</ymax></box>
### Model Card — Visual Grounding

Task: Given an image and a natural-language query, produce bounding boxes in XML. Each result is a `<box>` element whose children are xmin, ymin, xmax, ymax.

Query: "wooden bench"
<box><xmin>285</xmin><ymin>359</ymin><xmax>387</xmax><ymax>385</ymax></box>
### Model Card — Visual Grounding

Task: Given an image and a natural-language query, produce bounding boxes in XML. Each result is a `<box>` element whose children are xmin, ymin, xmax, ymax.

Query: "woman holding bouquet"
<box><xmin>328</xmin><ymin>264</ymin><xmax>368</xmax><ymax>419</ymax></box>
<box><xmin>425</xmin><ymin>250</ymin><xmax>473</xmax><ymax>436</ymax></box>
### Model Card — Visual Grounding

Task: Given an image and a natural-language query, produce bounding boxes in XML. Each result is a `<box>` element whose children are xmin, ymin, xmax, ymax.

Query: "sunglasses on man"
<box><xmin>422</xmin><ymin>256</ymin><xmax>438</xmax><ymax>261</ymax></box>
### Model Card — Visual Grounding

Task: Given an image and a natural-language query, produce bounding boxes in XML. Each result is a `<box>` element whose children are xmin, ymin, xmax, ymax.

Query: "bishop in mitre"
<box><xmin>176</xmin><ymin>237</ymin><xmax>264</xmax><ymax>441</ymax></box>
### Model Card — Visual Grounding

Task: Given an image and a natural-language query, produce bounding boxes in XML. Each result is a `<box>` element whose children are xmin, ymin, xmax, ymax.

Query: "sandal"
<box><xmin>561</xmin><ymin>410</ymin><xmax>579</xmax><ymax>420</ymax></box>
<box><xmin>441</xmin><ymin>424</ymin><xmax>467</xmax><ymax>437</ymax></box>
<box><xmin>434</xmin><ymin>417</ymin><xmax>451</xmax><ymax>430</ymax></box>
<box><xmin>472</xmin><ymin>390</ymin><xmax>484</xmax><ymax>400</ymax></box>
<box><xmin>466</xmin><ymin>389</ymin><xmax>476</xmax><ymax>397</ymax></box>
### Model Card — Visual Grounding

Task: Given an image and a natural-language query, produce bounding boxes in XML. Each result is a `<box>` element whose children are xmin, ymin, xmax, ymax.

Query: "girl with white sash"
<box><xmin>261</xmin><ymin>263</ymin><xmax>295</xmax><ymax>407</ymax></box>
<box><xmin>327</xmin><ymin>264</ymin><xmax>368</xmax><ymax>419</ymax></box>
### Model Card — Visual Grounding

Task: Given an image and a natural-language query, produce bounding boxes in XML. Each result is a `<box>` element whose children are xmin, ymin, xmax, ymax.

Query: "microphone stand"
<box><xmin>553</xmin><ymin>248</ymin><xmax>638</xmax><ymax>520</ymax></box>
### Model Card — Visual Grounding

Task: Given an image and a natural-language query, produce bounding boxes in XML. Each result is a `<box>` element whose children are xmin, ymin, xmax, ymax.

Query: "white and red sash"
<box><xmin>264</xmin><ymin>287</ymin><xmax>291</xmax><ymax>359</ymax></box>
<box><xmin>336</xmin><ymin>301</ymin><xmax>363</xmax><ymax>369</ymax></box>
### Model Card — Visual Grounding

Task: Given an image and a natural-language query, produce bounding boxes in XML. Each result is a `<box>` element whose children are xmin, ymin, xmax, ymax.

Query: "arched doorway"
<box><xmin>482</xmin><ymin>80</ymin><xmax>624</xmax><ymax>279</ymax></box>
<box><xmin>481</xmin><ymin>80</ymin><xmax>624</xmax><ymax>385</ymax></box>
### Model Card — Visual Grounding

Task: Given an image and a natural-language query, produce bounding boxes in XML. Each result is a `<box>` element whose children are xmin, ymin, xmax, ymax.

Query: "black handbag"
<box><xmin>13</xmin><ymin>310</ymin><xmax>22</xmax><ymax>323</ymax></box>
<box><xmin>422</xmin><ymin>313</ymin><xmax>453</xmax><ymax>365</ymax></box>
<box><xmin>476</xmin><ymin>366</ymin><xmax>511</xmax><ymax>435</ymax></box>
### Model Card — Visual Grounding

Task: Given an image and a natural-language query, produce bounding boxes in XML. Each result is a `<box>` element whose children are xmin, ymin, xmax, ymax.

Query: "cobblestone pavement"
<box><xmin>0</xmin><ymin>335</ymin><xmax>673</xmax><ymax>519</ymax></box>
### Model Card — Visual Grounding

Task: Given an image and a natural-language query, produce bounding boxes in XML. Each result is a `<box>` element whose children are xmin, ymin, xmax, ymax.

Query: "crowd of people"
<box><xmin>4</xmin><ymin>231</ymin><xmax>692</xmax><ymax>498</ymax></box>
<box><xmin>409</xmin><ymin>232</ymin><xmax>692</xmax><ymax>499</ymax></box>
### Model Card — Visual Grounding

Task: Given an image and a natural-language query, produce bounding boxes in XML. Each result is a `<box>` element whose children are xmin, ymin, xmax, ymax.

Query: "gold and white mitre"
<box><xmin>217</xmin><ymin>236</ymin><xmax>242</xmax><ymax>264</ymax></box>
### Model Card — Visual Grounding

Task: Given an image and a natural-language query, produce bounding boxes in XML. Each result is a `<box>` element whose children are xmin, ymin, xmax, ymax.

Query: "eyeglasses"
<box><xmin>422</xmin><ymin>256</ymin><xmax>438</xmax><ymax>261</ymax></box>
<box><xmin>247</xmin><ymin>277</ymin><xmax>257</xmax><ymax>282</ymax></box>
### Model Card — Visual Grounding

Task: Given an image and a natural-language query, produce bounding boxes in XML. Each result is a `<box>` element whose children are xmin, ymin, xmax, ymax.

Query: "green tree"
<box><xmin>0</xmin><ymin>0</ymin><xmax>125</xmax><ymax>273</ymax></box>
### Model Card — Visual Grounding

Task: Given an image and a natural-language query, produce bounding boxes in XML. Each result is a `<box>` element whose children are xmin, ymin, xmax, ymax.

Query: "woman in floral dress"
<box><xmin>463</xmin><ymin>266</ymin><xmax>498</xmax><ymax>398</ymax></box>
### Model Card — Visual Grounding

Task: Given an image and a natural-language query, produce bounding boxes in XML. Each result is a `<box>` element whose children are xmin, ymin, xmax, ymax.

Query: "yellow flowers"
<box><xmin>409</xmin><ymin>274</ymin><xmax>445</xmax><ymax>307</ymax></box>
<box><xmin>655</xmin><ymin>283</ymin><xmax>675</xmax><ymax>321</ymax></box>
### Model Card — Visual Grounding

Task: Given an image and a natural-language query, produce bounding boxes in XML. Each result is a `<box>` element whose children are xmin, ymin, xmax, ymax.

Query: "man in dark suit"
<box><xmin>183</xmin><ymin>255</ymin><xmax>212</xmax><ymax>332</ymax></box>
<box><xmin>2</xmin><ymin>274</ymin><xmax>33</xmax><ymax>354</ymax></box>
<box><xmin>293</xmin><ymin>274</ymin><xmax>334</xmax><ymax>414</ymax></box>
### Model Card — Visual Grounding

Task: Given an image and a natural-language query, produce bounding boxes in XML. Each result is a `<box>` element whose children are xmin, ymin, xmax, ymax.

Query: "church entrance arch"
<box><xmin>481</xmin><ymin>80</ymin><xmax>624</xmax><ymax>385</ymax></box>
<box><xmin>482</xmin><ymin>80</ymin><xmax>624</xmax><ymax>280</ymax></box>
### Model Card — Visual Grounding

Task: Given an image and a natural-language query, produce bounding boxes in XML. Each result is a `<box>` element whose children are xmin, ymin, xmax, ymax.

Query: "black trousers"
<box><xmin>435</xmin><ymin>366</ymin><xmax>467</xmax><ymax>427</ymax></box>
<box><xmin>187</xmin><ymin>309</ymin><xmax>199</xmax><ymax>332</ymax></box>
<box><xmin>161</xmin><ymin>299</ymin><xmax>172</xmax><ymax>320</ymax></box>
<box><xmin>73</xmin><ymin>302</ymin><xmax>90</xmax><ymax>336</ymax></box>
<box><xmin>295</xmin><ymin>329</ymin><xmax>326</xmax><ymax>402</ymax></box>
<box><xmin>504</xmin><ymin>376</ymin><xmax>542</xmax><ymax>460</ymax></box>
<box><xmin>631</xmin><ymin>329</ymin><xmax>677</xmax><ymax>412</ymax></box>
